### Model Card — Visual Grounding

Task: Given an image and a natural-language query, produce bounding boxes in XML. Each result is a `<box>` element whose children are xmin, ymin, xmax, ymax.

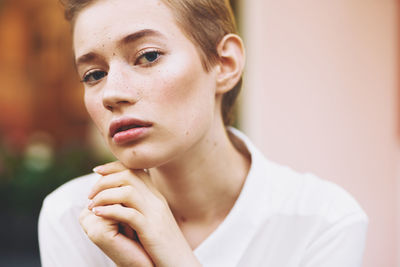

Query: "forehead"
<box><xmin>73</xmin><ymin>0</ymin><xmax>182</xmax><ymax>57</ymax></box>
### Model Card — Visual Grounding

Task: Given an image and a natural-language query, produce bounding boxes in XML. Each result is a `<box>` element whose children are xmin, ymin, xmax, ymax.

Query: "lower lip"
<box><xmin>112</xmin><ymin>127</ymin><xmax>150</xmax><ymax>145</ymax></box>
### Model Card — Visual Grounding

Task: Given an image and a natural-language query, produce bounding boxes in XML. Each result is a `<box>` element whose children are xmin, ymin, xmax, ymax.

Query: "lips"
<box><xmin>109</xmin><ymin>117</ymin><xmax>152</xmax><ymax>144</ymax></box>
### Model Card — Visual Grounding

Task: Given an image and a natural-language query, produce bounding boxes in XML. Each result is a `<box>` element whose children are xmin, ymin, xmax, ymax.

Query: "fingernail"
<box><xmin>93</xmin><ymin>166</ymin><xmax>101</xmax><ymax>173</ymax></box>
<box><xmin>92</xmin><ymin>207</ymin><xmax>99</xmax><ymax>214</ymax></box>
<box><xmin>87</xmin><ymin>200</ymin><xmax>94</xmax><ymax>209</ymax></box>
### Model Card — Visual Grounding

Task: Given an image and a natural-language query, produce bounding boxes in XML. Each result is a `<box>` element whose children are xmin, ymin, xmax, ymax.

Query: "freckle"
<box><xmin>185</xmin><ymin>131</ymin><xmax>189</xmax><ymax>136</ymax></box>
<box><xmin>214</xmin><ymin>142</ymin><xmax>217</xmax><ymax>147</ymax></box>
<box><xmin>113</xmin><ymin>52</ymin><xmax>116</xmax><ymax>56</ymax></box>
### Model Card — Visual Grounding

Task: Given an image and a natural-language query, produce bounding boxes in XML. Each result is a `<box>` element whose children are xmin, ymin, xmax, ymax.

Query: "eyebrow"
<box><xmin>75</xmin><ymin>52</ymin><xmax>100</xmax><ymax>67</ymax></box>
<box><xmin>119</xmin><ymin>29</ymin><xmax>164</xmax><ymax>46</ymax></box>
<box><xmin>75</xmin><ymin>29</ymin><xmax>165</xmax><ymax>67</ymax></box>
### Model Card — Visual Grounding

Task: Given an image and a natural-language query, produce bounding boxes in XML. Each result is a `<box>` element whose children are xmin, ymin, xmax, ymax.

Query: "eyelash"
<box><xmin>81</xmin><ymin>69</ymin><xmax>107</xmax><ymax>85</ymax></box>
<box><xmin>81</xmin><ymin>49</ymin><xmax>163</xmax><ymax>86</ymax></box>
<box><xmin>135</xmin><ymin>48</ymin><xmax>163</xmax><ymax>66</ymax></box>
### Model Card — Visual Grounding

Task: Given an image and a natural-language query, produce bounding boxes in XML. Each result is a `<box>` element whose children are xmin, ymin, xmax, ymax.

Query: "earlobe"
<box><xmin>215</xmin><ymin>34</ymin><xmax>245</xmax><ymax>95</ymax></box>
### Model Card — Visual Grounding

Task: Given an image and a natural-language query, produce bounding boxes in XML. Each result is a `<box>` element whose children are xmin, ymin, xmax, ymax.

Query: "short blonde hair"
<box><xmin>61</xmin><ymin>0</ymin><xmax>242</xmax><ymax>125</ymax></box>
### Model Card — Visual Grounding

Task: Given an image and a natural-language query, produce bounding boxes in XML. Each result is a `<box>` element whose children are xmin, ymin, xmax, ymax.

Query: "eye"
<box><xmin>135</xmin><ymin>50</ymin><xmax>162</xmax><ymax>66</ymax></box>
<box><xmin>81</xmin><ymin>70</ymin><xmax>107</xmax><ymax>85</ymax></box>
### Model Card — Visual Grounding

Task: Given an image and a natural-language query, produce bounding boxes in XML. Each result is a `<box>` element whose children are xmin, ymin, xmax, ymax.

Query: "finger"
<box><xmin>107</xmin><ymin>234</ymin><xmax>154</xmax><ymax>267</ymax></box>
<box><xmin>79</xmin><ymin>208</ymin><xmax>119</xmax><ymax>243</ymax></box>
<box><xmin>108</xmin><ymin>234</ymin><xmax>154</xmax><ymax>267</ymax></box>
<box><xmin>93</xmin><ymin>161</ymin><xmax>125</xmax><ymax>175</ymax></box>
<box><xmin>93</xmin><ymin>204</ymin><xmax>146</xmax><ymax>234</ymax></box>
<box><xmin>94</xmin><ymin>161</ymin><xmax>148</xmax><ymax>177</ymax></box>
<box><xmin>92</xmin><ymin>164</ymin><xmax>166</xmax><ymax>207</ymax></box>
<box><xmin>80</xmin><ymin>208</ymin><xmax>153</xmax><ymax>267</ymax></box>
<box><xmin>89</xmin><ymin>186</ymin><xmax>144</xmax><ymax>211</ymax></box>
<box><xmin>89</xmin><ymin>170</ymin><xmax>150</xmax><ymax>200</ymax></box>
<box><xmin>89</xmin><ymin>170</ymin><xmax>129</xmax><ymax>200</ymax></box>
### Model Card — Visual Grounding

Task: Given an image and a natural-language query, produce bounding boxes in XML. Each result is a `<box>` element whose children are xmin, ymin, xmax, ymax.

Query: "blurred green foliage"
<box><xmin>0</xmin><ymin>142</ymin><xmax>105</xmax><ymax>215</ymax></box>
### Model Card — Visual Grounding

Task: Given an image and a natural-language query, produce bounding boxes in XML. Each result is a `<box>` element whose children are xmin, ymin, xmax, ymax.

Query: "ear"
<box><xmin>215</xmin><ymin>34</ymin><xmax>245</xmax><ymax>95</ymax></box>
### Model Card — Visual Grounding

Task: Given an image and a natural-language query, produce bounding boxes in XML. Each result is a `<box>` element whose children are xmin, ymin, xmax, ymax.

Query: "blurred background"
<box><xmin>0</xmin><ymin>0</ymin><xmax>112</xmax><ymax>265</ymax></box>
<box><xmin>0</xmin><ymin>0</ymin><xmax>398</xmax><ymax>266</ymax></box>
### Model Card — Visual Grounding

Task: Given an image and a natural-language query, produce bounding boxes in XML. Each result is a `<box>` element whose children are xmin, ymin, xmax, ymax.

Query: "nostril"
<box><xmin>117</xmin><ymin>100</ymin><xmax>130</xmax><ymax>105</ymax></box>
<box><xmin>102</xmin><ymin>97</ymin><xmax>134</xmax><ymax>112</ymax></box>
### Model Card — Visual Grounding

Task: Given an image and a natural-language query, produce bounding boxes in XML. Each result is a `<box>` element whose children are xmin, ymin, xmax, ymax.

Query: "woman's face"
<box><xmin>73</xmin><ymin>0</ymin><xmax>219</xmax><ymax>168</ymax></box>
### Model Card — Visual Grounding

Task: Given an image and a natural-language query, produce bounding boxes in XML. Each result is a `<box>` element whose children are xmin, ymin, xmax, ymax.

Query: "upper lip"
<box><xmin>109</xmin><ymin>117</ymin><xmax>153</xmax><ymax>137</ymax></box>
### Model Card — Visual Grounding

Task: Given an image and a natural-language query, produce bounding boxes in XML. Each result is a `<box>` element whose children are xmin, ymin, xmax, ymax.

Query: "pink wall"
<box><xmin>240</xmin><ymin>1</ymin><xmax>399</xmax><ymax>266</ymax></box>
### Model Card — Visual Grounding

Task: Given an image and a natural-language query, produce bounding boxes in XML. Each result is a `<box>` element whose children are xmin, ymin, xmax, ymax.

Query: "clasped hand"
<box><xmin>79</xmin><ymin>162</ymin><xmax>201</xmax><ymax>267</ymax></box>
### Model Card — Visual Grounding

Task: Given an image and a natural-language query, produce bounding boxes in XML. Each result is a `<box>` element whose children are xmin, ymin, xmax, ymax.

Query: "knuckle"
<box><xmin>113</xmin><ymin>161</ymin><xmax>123</xmax><ymax>167</ymax></box>
<box><xmin>127</xmin><ymin>209</ymin><xmax>138</xmax><ymax>221</ymax></box>
<box><xmin>104</xmin><ymin>161</ymin><xmax>116</xmax><ymax>168</ymax></box>
<box><xmin>94</xmin><ymin>190</ymin><xmax>109</xmax><ymax>204</ymax></box>
<box><xmin>120</xmin><ymin>175</ymin><xmax>130</xmax><ymax>185</ymax></box>
<box><xmin>121</xmin><ymin>185</ymin><xmax>135</xmax><ymax>197</ymax></box>
<box><xmin>92</xmin><ymin>195</ymin><xmax>102</xmax><ymax>205</ymax></box>
<box><xmin>91</xmin><ymin>184</ymin><xmax>100</xmax><ymax>196</ymax></box>
<box><xmin>86</xmin><ymin>228</ymin><xmax>102</xmax><ymax>242</ymax></box>
<box><xmin>130</xmin><ymin>211</ymin><xmax>145</xmax><ymax>230</ymax></box>
<box><xmin>123</xmin><ymin>169</ymin><xmax>133</xmax><ymax>177</ymax></box>
<box><xmin>79</xmin><ymin>209</ymin><xmax>90</xmax><ymax>224</ymax></box>
<box><xmin>84</xmin><ymin>222</ymin><xmax>107</xmax><ymax>243</ymax></box>
<box><xmin>109</xmin><ymin>204</ymin><xmax>121</xmax><ymax>212</ymax></box>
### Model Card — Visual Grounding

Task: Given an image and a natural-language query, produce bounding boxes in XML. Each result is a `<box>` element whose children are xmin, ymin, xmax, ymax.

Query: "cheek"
<box><xmin>84</xmin><ymin>92</ymin><xmax>107</xmax><ymax>135</ymax></box>
<box><xmin>144</xmin><ymin>58</ymin><xmax>216</xmax><ymax>146</ymax></box>
<box><xmin>149</xmin><ymin>56</ymin><xmax>215</xmax><ymax>117</ymax></box>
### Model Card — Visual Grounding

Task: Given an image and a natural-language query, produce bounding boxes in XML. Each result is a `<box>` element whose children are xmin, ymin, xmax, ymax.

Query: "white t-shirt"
<box><xmin>38</xmin><ymin>129</ymin><xmax>368</xmax><ymax>267</ymax></box>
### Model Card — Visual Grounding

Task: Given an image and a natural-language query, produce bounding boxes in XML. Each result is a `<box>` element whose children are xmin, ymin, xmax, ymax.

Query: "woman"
<box><xmin>39</xmin><ymin>0</ymin><xmax>368</xmax><ymax>266</ymax></box>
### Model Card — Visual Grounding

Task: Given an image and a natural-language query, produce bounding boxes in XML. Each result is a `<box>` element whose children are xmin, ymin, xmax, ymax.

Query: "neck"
<box><xmin>149</xmin><ymin>123</ymin><xmax>251</xmax><ymax>225</ymax></box>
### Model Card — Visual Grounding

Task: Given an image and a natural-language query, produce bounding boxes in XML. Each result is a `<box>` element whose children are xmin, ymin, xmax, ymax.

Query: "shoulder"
<box><xmin>258</xmin><ymin>157</ymin><xmax>367</xmax><ymax>225</ymax></box>
<box><xmin>287</xmin><ymin>171</ymin><xmax>367</xmax><ymax>224</ymax></box>
<box><xmin>231</xmin><ymin>128</ymin><xmax>368</xmax><ymax>225</ymax></box>
<box><xmin>264</xmin><ymin>162</ymin><xmax>368</xmax><ymax>229</ymax></box>
<box><xmin>40</xmin><ymin>173</ymin><xmax>100</xmax><ymax>222</ymax></box>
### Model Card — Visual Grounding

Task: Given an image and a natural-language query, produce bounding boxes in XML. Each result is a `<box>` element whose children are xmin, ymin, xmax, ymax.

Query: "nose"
<box><xmin>102</xmin><ymin>64</ymin><xmax>138</xmax><ymax>112</ymax></box>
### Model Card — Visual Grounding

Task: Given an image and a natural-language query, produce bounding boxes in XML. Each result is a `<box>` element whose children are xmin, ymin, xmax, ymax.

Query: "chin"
<box><xmin>119</xmin><ymin>158</ymin><xmax>159</xmax><ymax>170</ymax></box>
<box><xmin>110</xmin><ymin>146</ymin><xmax>172</xmax><ymax>170</ymax></box>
